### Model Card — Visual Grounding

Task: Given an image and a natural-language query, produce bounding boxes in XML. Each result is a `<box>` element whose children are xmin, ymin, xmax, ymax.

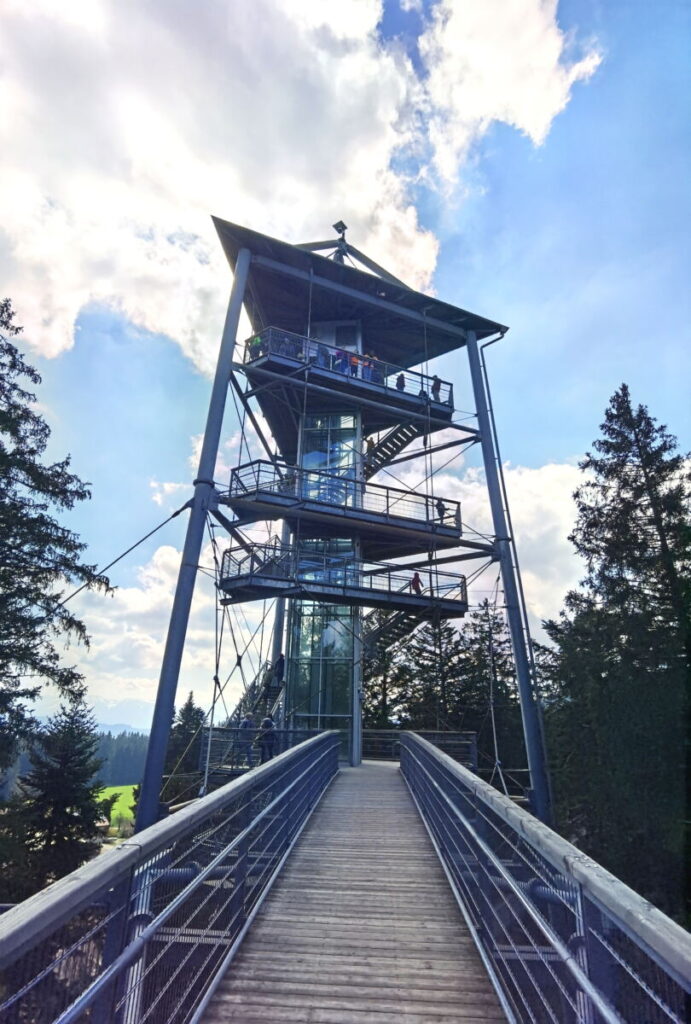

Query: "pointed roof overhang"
<box><xmin>213</xmin><ymin>217</ymin><xmax>507</xmax><ymax>367</ymax></box>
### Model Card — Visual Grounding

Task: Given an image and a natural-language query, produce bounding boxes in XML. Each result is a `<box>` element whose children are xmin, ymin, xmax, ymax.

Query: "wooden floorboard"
<box><xmin>202</xmin><ymin>761</ymin><xmax>505</xmax><ymax>1023</ymax></box>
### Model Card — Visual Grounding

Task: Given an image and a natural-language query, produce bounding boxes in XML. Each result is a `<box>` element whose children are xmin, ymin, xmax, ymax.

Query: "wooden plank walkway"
<box><xmin>202</xmin><ymin>761</ymin><xmax>506</xmax><ymax>1023</ymax></box>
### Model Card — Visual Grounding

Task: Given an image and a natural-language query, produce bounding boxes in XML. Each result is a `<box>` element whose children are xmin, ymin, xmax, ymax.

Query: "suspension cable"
<box><xmin>59</xmin><ymin>503</ymin><xmax>190</xmax><ymax>606</ymax></box>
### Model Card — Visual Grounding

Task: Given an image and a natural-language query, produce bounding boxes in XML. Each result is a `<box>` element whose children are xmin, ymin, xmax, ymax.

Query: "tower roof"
<box><xmin>213</xmin><ymin>217</ymin><xmax>506</xmax><ymax>367</ymax></box>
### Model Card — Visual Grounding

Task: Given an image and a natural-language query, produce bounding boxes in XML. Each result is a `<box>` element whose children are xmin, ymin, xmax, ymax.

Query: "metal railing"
<box><xmin>200</xmin><ymin>727</ymin><xmax>320</xmax><ymax>772</ymax></box>
<box><xmin>228</xmin><ymin>458</ymin><xmax>462</xmax><ymax>530</ymax></box>
<box><xmin>242</xmin><ymin>326</ymin><xmax>454</xmax><ymax>409</ymax></box>
<box><xmin>220</xmin><ymin>542</ymin><xmax>468</xmax><ymax>606</ymax></box>
<box><xmin>0</xmin><ymin>733</ymin><xmax>339</xmax><ymax>1024</ymax></box>
<box><xmin>363</xmin><ymin>729</ymin><xmax>477</xmax><ymax>768</ymax></box>
<box><xmin>400</xmin><ymin>733</ymin><xmax>691</xmax><ymax>1024</ymax></box>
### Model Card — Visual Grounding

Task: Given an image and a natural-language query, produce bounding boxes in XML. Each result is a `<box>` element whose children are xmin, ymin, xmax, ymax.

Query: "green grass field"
<box><xmin>100</xmin><ymin>785</ymin><xmax>137</xmax><ymax>824</ymax></box>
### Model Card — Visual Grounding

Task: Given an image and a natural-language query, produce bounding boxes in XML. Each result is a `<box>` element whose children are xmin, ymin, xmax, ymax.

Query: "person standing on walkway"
<box><xmin>273</xmin><ymin>651</ymin><xmax>285</xmax><ymax>687</ymax></box>
<box><xmin>259</xmin><ymin>714</ymin><xmax>276</xmax><ymax>764</ymax></box>
<box><xmin>431</xmin><ymin>375</ymin><xmax>441</xmax><ymax>402</ymax></box>
<box><xmin>411</xmin><ymin>571</ymin><xmax>422</xmax><ymax>596</ymax></box>
<box><xmin>435</xmin><ymin>498</ymin><xmax>447</xmax><ymax>524</ymax></box>
<box><xmin>238</xmin><ymin>713</ymin><xmax>255</xmax><ymax>768</ymax></box>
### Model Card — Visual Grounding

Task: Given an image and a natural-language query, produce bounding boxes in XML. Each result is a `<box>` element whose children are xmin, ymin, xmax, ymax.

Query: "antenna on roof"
<box><xmin>331</xmin><ymin>220</ymin><xmax>348</xmax><ymax>263</ymax></box>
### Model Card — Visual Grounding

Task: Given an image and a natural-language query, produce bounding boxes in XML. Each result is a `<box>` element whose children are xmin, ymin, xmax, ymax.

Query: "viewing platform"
<box><xmin>234</xmin><ymin>327</ymin><xmax>461</xmax><ymax>460</ymax></box>
<box><xmin>223</xmin><ymin>459</ymin><xmax>462</xmax><ymax>560</ymax></box>
<box><xmin>218</xmin><ymin>542</ymin><xmax>469</xmax><ymax>617</ymax></box>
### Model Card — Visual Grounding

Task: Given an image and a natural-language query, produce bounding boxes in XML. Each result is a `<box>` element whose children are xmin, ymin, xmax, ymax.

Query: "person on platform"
<box><xmin>238</xmin><ymin>713</ymin><xmax>255</xmax><ymax>768</ymax></box>
<box><xmin>411</xmin><ymin>571</ymin><xmax>422</xmax><ymax>596</ymax></box>
<box><xmin>259</xmin><ymin>714</ymin><xmax>276</xmax><ymax>763</ymax></box>
<box><xmin>396</xmin><ymin>372</ymin><xmax>405</xmax><ymax>392</ymax></box>
<box><xmin>365</xmin><ymin>436</ymin><xmax>375</xmax><ymax>468</ymax></box>
<box><xmin>431</xmin><ymin>375</ymin><xmax>442</xmax><ymax>402</ymax></box>
<box><xmin>436</xmin><ymin>498</ymin><xmax>447</xmax><ymax>524</ymax></box>
<box><xmin>273</xmin><ymin>652</ymin><xmax>285</xmax><ymax>686</ymax></box>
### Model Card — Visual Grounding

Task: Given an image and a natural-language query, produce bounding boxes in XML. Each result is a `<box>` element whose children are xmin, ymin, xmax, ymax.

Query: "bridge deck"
<box><xmin>202</xmin><ymin>761</ymin><xmax>505</xmax><ymax>1023</ymax></box>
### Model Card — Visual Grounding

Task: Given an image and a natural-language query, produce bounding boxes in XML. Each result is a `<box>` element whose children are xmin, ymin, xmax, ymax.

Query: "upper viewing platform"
<box><xmin>214</xmin><ymin>217</ymin><xmax>507</xmax><ymax>369</ymax></box>
<box><xmin>236</xmin><ymin>328</ymin><xmax>460</xmax><ymax>452</ymax></box>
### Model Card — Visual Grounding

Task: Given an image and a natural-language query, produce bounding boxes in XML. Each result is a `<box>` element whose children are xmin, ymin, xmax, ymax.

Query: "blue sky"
<box><xmin>2</xmin><ymin>0</ymin><xmax>688</xmax><ymax>727</ymax></box>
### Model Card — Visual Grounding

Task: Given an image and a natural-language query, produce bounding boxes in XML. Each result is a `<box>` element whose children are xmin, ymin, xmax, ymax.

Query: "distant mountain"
<box><xmin>89</xmin><ymin>697</ymin><xmax>155</xmax><ymax>732</ymax></box>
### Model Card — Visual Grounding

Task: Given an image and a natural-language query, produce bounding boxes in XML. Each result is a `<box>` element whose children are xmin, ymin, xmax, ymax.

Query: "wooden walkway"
<box><xmin>202</xmin><ymin>761</ymin><xmax>506</xmax><ymax>1023</ymax></box>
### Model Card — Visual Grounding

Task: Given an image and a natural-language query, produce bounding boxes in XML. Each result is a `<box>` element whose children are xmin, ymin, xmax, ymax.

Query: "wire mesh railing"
<box><xmin>219</xmin><ymin>542</ymin><xmax>468</xmax><ymax>607</ymax></box>
<box><xmin>362</xmin><ymin>729</ymin><xmax>478</xmax><ymax>768</ymax></box>
<box><xmin>400</xmin><ymin>733</ymin><xmax>691</xmax><ymax>1024</ymax></box>
<box><xmin>199</xmin><ymin>727</ymin><xmax>321</xmax><ymax>772</ymax></box>
<box><xmin>0</xmin><ymin>733</ymin><xmax>339</xmax><ymax>1024</ymax></box>
<box><xmin>228</xmin><ymin>458</ymin><xmax>462</xmax><ymax>530</ymax></box>
<box><xmin>242</xmin><ymin>326</ymin><xmax>454</xmax><ymax>409</ymax></box>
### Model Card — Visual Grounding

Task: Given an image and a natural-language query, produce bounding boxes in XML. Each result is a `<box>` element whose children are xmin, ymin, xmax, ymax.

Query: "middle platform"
<box><xmin>222</xmin><ymin>459</ymin><xmax>463</xmax><ymax>561</ymax></box>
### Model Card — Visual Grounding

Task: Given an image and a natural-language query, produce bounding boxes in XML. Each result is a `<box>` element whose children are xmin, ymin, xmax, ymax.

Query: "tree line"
<box><xmin>365</xmin><ymin>384</ymin><xmax>689</xmax><ymax>923</ymax></box>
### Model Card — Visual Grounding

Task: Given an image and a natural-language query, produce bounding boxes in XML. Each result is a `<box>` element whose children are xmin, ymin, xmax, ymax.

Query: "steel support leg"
<box><xmin>465</xmin><ymin>330</ymin><xmax>551</xmax><ymax>824</ymax></box>
<box><xmin>136</xmin><ymin>247</ymin><xmax>252</xmax><ymax>832</ymax></box>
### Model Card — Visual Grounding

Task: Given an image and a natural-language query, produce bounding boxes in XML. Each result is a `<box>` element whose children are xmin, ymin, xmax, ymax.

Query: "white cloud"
<box><xmin>419</xmin><ymin>0</ymin><xmax>602</xmax><ymax>187</ymax></box>
<box><xmin>0</xmin><ymin>0</ymin><xmax>600</xmax><ymax>372</ymax></box>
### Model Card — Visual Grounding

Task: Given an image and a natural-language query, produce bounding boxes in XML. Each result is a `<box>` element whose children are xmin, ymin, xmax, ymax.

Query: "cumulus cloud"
<box><xmin>1</xmin><ymin>0</ymin><xmax>600</xmax><ymax>372</ymax></box>
<box><xmin>419</xmin><ymin>0</ymin><xmax>602</xmax><ymax>187</ymax></box>
<box><xmin>61</xmin><ymin>537</ymin><xmax>275</xmax><ymax>725</ymax></box>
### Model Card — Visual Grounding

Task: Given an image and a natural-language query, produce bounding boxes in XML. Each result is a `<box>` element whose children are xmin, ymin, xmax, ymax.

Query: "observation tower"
<box><xmin>136</xmin><ymin>218</ymin><xmax>551</xmax><ymax>829</ymax></box>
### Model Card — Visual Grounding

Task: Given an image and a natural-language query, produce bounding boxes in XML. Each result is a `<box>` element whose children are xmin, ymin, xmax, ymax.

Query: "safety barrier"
<box><xmin>242</xmin><ymin>326</ymin><xmax>454</xmax><ymax>408</ymax></box>
<box><xmin>400</xmin><ymin>732</ymin><xmax>691</xmax><ymax>1024</ymax></box>
<box><xmin>220</xmin><ymin>542</ymin><xmax>468</xmax><ymax>606</ymax></box>
<box><xmin>228</xmin><ymin>458</ymin><xmax>461</xmax><ymax>530</ymax></box>
<box><xmin>0</xmin><ymin>732</ymin><xmax>340</xmax><ymax>1024</ymax></box>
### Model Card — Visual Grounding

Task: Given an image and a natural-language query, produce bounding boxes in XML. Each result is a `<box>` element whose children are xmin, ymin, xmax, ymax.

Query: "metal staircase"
<box><xmin>363</xmin><ymin>606</ymin><xmax>425</xmax><ymax>656</ymax></box>
<box><xmin>227</xmin><ymin>659</ymin><xmax>276</xmax><ymax>724</ymax></box>
<box><xmin>364</xmin><ymin>421</ymin><xmax>425</xmax><ymax>479</ymax></box>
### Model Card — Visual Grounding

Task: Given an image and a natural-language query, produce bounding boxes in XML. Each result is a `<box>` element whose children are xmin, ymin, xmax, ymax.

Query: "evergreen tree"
<box><xmin>543</xmin><ymin>385</ymin><xmax>689</xmax><ymax>919</ymax></box>
<box><xmin>0</xmin><ymin>694</ymin><xmax>106</xmax><ymax>901</ymax></box>
<box><xmin>398</xmin><ymin>619</ymin><xmax>464</xmax><ymax>729</ymax></box>
<box><xmin>162</xmin><ymin>691</ymin><xmax>206</xmax><ymax>802</ymax></box>
<box><xmin>452</xmin><ymin>601</ymin><xmax>527</xmax><ymax>783</ymax></box>
<box><xmin>362</xmin><ymin>612</ymin><xmax>411</xmax><ymax>727</ymax></box>
<box><xmin>0</xmin><ymin>299</ymin><xmax>110</xmax><ymax>768</ymax></box>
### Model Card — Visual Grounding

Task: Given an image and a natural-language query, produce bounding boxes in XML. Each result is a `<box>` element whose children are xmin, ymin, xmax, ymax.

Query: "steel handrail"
<box><xmin>228</xmin><ymin>458</ymin><xmax>462</xmax><ymax>528</ymax></box>
<box><xmin>400</xmin><ymin>733</ymin><xmax>691</xmax><ymax>1022</ymax></box>
<box><xmin>243</xmin><ymin>326</ymin><xmax>455</xmax><ymax>409</ymax></box>
<box><xmin>0</xmin><ymin>733</ymin><xmax>340</xmax><ymax>1024</ymax></box>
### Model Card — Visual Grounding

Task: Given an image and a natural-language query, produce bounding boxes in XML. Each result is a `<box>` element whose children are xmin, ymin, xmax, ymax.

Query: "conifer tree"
<box><xmin>162</xmin><ymin>691</ymin><xmax>206</xmax><ymax>802</ymax></box>
<box><xmin>0</xmin><ymin>299</ymin><xmax>110</xmax><ymax>768</ymax></box>
<box><xmin>398</xmin><ymin>619</ymin><xmax>464</xmax><ymax>729</ymax></box>
<box><xmin>543</xmin><ymin>385</ymin><xmax>689</xmax><ymax>919</ymax></box>
<box><xmin>0</xmin><ymin>695</ymin><xmax>105</xmax><ymax>901</ymax></box>
<box><xmin>362</xmin><ymin>612</ymin><xmax>411</xmax><ymax>727</ymax></box>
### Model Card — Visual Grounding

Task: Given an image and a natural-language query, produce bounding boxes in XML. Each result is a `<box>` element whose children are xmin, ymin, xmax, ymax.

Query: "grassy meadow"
<box><xmin>101</xmin><ymin>784</ymin><xmax>137</xmax><ymax>825</ymax></box>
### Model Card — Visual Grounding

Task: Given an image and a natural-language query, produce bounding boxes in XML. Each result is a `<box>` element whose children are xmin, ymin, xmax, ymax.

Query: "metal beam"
<box><xmin>236</xmin><ymin>363</ymin><xmax>479</xmax><ymax>437</ymax></box>
<box><xmin>229</xmin><ymin>373</ymin><xmax>286</xmax><ymax>475</ymax></box>
<box><xmin>209</xmin><ymin>508</ymin><xmax>254</xmax><ymax>552</ymax></box>
<box><xmin>136</xmin><ymin>247</ymin><xmax>252</xmax><ymax>833</ymax></box>
<box><xmin>251</xmin><ymin>253</ymin><xmax>469</xmax><ymax>340</ymax></box>
<box><xmin>345</xmin><ymin>243</ymin><xmax>407</xmax><ymax>288</ymax></box>
<box><xmin>465</xmin><ymin>330</ymin><xmax>551</xmax><ymax>825</ymax></box>
<box><xmin>383</xmin><ymin>435</ymin><xmax>479</xmax><ymax>469</ymax></box>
